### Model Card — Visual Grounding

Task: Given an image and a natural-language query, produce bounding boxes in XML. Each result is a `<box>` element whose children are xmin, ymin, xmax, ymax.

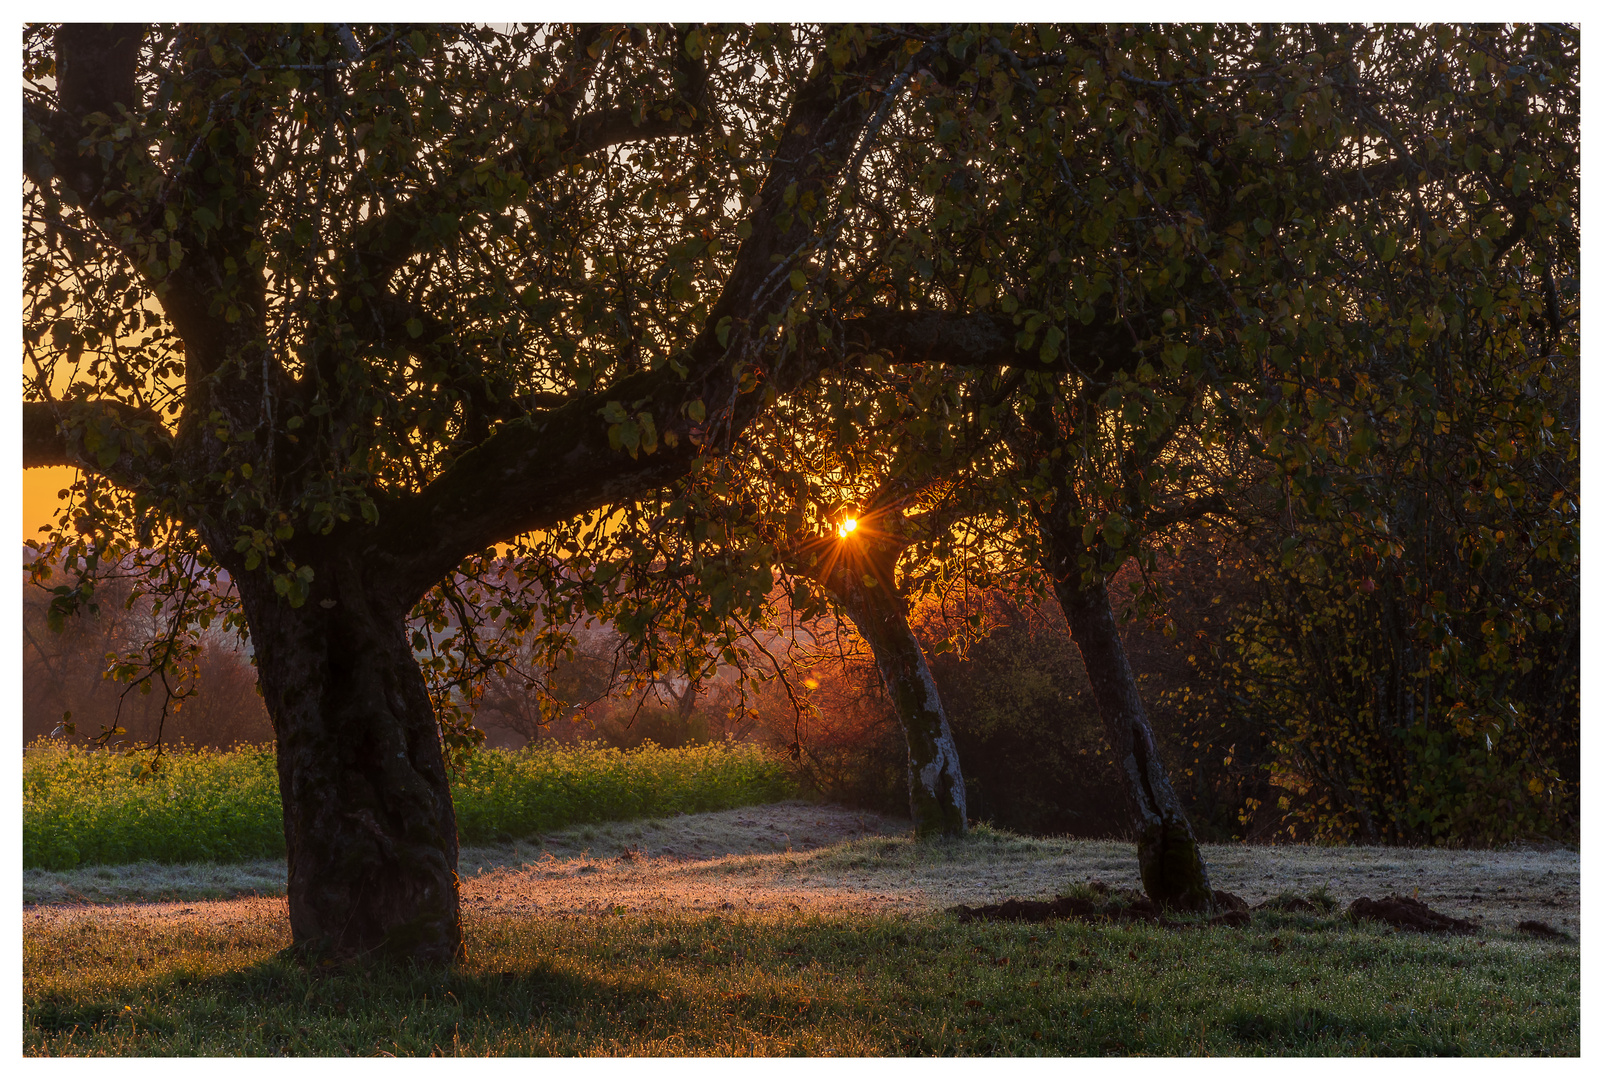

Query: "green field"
<box><xmin>23</xmin><ymin>739</ymin><xmax>797</xmax><ymax>870</ymax></box>
<box><xmin>23</xmin><ymin>903</ymin><xmax>1577</xmax><ymax>1056</ymax></box>
<box><xmin>21</xmin><ymin>744</ymin><xmax>1579</xmax><ymax>1056</ymax></box>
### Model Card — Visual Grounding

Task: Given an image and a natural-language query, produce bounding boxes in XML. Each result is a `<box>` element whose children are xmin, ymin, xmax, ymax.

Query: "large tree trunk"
<box><xmin>234</xmin><ymin>548</ymin><xmax>462</xmax><ymax>964</ymax></box>
<box><xmin>1054</xmin><ymin>573</ymin><xmax>1214</xmax><ymax>911</ymax></box>
<box><xmin>823</xmin><ymin>536</ymin><xmax>967</xmax><ymax>839</ymax></box>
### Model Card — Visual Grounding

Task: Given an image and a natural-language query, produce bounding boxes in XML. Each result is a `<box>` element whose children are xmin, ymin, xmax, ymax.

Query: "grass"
<box><xmin>24</xmin><ymin>739</ymin><xmax>797</xmax><ymax>871</ymax></box>
<box><xmin>20</xmin><ymin>793</ymin><xmax>1580</xmax><ymax>1056</ymax></box>
<box><xmin>23</xmin><ymin>903</ymin><xmax>1579</xmax><ymax>1055</ymax></box>
<box><xmin>24</xmin><ymin>799</ymin><xmax>899</xmax><ymax>907</ymax></box>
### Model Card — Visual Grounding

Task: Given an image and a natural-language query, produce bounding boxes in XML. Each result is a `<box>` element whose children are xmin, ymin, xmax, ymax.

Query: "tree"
<box><xmin>24</xmin><ymin>21</ymin><xmax>1574</xmax><ymax>960</ymax></box>
<box><xmin>23</xmin><ymin>22</ymin><xmax>944</xmax><ymax>963</ymax></box>
<box><xmin>705</xmin><ymin>365</ymin><xmax>1031</xmax><ymax>838</ymax></box>
<box><xmin>1211</xmin><ymin>37</ymin><xmax>1580</xmax><ymax>842</ymax></box>
<box><xmin>823</xmin><ymin>23</ymin><xmax>1575</xmax><ymax>903</ymax></box>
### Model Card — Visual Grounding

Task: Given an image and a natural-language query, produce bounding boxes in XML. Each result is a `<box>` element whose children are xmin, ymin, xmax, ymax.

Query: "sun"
<box><xmin>836</xmin><ymin>517</ymin><xmax>858</xmax><ymax>539</ymax></box>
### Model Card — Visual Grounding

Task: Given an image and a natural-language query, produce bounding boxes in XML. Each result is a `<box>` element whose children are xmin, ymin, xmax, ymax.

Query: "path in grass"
<box><xmin>24</xmin><ymin>800</ymin><xmax>1579</xmax><ymax>938</ymax></box>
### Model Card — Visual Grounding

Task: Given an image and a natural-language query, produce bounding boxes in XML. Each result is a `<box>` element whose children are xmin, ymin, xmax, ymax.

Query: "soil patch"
<box><xmin>1347</xmin><ymin>894</ymin><xmax>1476</xmax><ymax>935</ymax></box>
<box><xmin>1517</xmin><ymin>919</ymin><xmax>1573</xmax><ymax>941</ymax></box>
<box><xmin>1254</xmin><ymin>895</ymin><xmax>1320</xmax><ymax>914</ymax></box>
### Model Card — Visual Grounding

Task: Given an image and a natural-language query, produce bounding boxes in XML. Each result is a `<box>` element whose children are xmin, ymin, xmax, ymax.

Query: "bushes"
<box><xmin>24</xmin><ymin>739</ymin><xmax>797</xmax><ymax>870</ymax></box>
<box><xmin>763</xmin><ymin>649</ymin><xmax>910</xmax><ymax>818</ymax></box>
<box><xmin>22</xmin><ymin>565</ymin><xmax>275</xmax><ymax>750</ymax></box>
<box><xmin>1220</xmin><ymin>559</ymin><xmax>1578</xmax><ymax>846</ymax></box>
<box><xmin>924</xmin><ymin>596</ymin><xmax>1129</xmax><ymax>838</ymax></box>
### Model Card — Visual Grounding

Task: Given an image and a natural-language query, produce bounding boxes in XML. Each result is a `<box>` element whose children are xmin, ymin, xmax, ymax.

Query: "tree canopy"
<box><xmin>23</xmin><ymin>22</ymin><xmax>1577</xmax><ymax>961</ymax></box>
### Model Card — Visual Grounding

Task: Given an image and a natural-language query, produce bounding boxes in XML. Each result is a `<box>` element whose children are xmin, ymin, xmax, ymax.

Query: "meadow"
<box><xmin>23</xmin><ymin>739</ymin><xmax>796</xmax><ymax>870</ymax></box>
<box><xmin>21</xmin><ymin>754</ymin><xmax>1579</xmax><ymax>1057</ymax></box>
<box><xmin>23</xmin><ymin>813</ymin><xmax>1580</xmax><ymax>1056</ymax></box>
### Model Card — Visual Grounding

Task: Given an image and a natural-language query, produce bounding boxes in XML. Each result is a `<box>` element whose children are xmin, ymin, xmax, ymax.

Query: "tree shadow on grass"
<box><xmin>27</xmin><ymin>954</ymin><xmax>712</xmax><ymax>1055</ymax></box>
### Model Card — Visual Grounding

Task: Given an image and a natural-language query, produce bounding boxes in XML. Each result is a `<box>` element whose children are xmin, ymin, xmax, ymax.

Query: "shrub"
<box><xmin>922</xmin><ymin>595</ymin><xmax>1129</xmax><ymax>838</ymax></box>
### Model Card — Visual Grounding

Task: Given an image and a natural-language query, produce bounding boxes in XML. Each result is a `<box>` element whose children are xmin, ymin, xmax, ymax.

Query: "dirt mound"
<box><xmin>1347</xmin><ymin>894</ymin><xmax>1475</xmax><ymax>935</ymax></box>
<box><xmin>1517</xmin><ymin>919</ymin><xmax>1572</xmax><ymax>941</ymax></box>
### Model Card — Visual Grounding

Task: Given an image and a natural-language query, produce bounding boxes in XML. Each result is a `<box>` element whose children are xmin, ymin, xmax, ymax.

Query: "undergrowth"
<box><xmin>24</xmin><ymin>739</ymin><xmax>796</xmax><ymax>870</ymax></box>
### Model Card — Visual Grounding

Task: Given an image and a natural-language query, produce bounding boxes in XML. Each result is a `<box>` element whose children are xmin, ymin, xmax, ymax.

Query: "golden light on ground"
<box><xmin>836</xmin><ymin>517</ymin><xmax>858</xmax><ymax>540</ymax></box>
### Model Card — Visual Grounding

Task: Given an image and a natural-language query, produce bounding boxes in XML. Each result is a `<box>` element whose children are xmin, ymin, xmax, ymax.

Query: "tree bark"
<box><xmin>1054</xmin><ymin>573</ymin><xmax>1214</xmax><ymax>911</ymax></box>
<box><xmin>232</xmin><ymin>548</ymin><xmax>462</xmax><ymax>964</ymax></box>
<box><xmin>810</xmin><ymin>524</ymin><xmax>967</xmax><ymax>838</ymax></box>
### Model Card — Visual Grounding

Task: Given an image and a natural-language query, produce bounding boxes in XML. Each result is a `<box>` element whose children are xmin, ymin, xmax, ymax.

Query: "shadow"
<box><xmin>28</xmin><ymin>952</ymin><xmax>688</xmax><ymax>1055</ymax></box>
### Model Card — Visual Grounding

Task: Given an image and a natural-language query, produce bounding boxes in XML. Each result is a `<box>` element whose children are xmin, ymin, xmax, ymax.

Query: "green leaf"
<box><xmin>1041</xmin><ymin>326</ymin><xmax>1064</xmax><ymax>363</ymax></box>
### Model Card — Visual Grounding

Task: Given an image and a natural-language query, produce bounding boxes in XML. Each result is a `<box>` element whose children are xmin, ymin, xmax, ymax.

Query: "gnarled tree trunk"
<box><xmin>232</xmin><ymin>545</ymin><xmax>462</xmax><ymax>963</ymax></box>
<box><xmin>1054</xmin><ymin>573</ymin><xmax>1214</xmax><ymax>911</ymax></box>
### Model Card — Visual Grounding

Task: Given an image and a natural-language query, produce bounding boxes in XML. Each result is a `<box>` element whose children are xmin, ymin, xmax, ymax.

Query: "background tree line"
<box><xmin>28</xmin><ymin>494</ymin><xmax>1577</xmax><ymax>850</ymax></box>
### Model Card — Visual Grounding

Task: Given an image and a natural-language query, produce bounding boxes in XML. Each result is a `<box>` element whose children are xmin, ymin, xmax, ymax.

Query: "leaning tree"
<box><xmin>709</xmin><ymin>361</ymin><xmax>1035</xmax><ymax>838</ymax></box>
<box><xmin>816</xmin><ymin>23</ymin><xmax>1576</xmax><ymax>906</ymax></box>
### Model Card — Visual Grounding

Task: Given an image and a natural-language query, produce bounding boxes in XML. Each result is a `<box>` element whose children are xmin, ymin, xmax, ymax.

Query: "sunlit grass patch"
<box><xmin>24</xmin><ymin>739</ymin><xmax>797</xmax><ymax>870</ymax></box>
<box><xmin>450</xmin><ymin>741</ymin><xmax>796</xmax><ymax>844</ymax></box>
<box><xmin>24</xmin><ymin>742</ymin><xmax>284</xmax><ymax>870</ymax></box>
<box><xmin>23</xmin><ymin>905</ymin><xmax>1577</xmax><ymax>1056</ymax></box>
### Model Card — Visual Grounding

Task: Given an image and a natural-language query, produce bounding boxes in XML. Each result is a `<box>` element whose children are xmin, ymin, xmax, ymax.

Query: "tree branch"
<box><xmin>26</xmin><ymin>25</ymin><xmax>153</xmax><ymax>250</ymax></box>
<box><xmin>844</xmin><ymin>305</ymin><xmax>1150</xmax><ymax>380</ymax></box>
<box><xmin>362</xmin><ymin>35</ymin><xmax>909</xmax><ymax>610</ymax></box>
<box><xmin>23</xmin><ymin>399</ymin><xmax>173</xmax><ymax>484</ymax></box>
<box><xmin>1142</xmin><ymin>493</ymin><xmax>1228</xmax><ymax>534</ymax></box>
<box><xmin>343</xmin><ymin>29</ymin><xmax>715</xmax><ymax>292</ymax></box>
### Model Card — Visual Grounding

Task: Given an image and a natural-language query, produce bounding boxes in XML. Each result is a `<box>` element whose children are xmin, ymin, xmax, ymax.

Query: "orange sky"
<box><xmin>22</xmin><ymin>466</ymin><xmax>77</xmax><ymax>543</ymax></box>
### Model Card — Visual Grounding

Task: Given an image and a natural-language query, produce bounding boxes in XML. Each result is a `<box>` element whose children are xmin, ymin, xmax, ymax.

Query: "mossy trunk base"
<box><xmin>1137</xmin><ymin>820</ymin><xmax>1214</xmax><ymax>912</ymax></box>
